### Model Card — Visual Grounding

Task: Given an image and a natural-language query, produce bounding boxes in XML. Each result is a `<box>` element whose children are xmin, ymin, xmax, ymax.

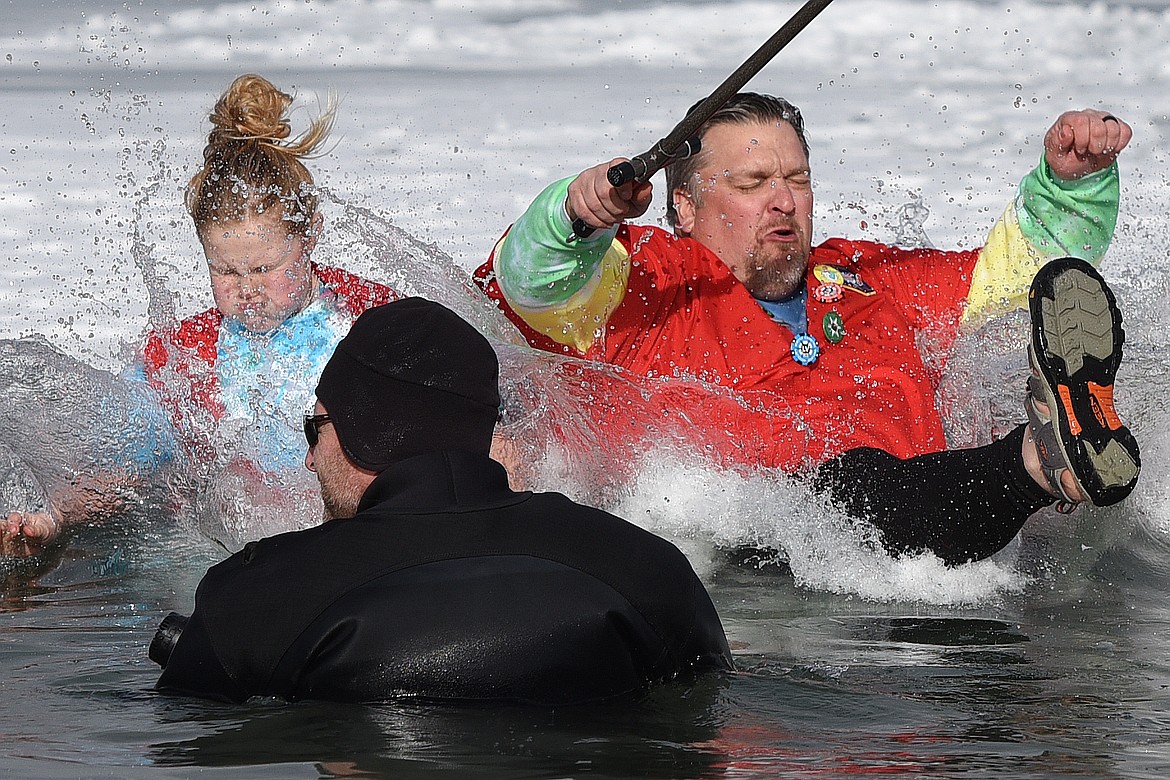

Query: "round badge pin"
<box><xmin>790</xmin><ymin>334</ymin><xmax>820</xmax><ymax>366</ymax></box>
<box><xmin>823</xmin><ymin>311</ymin><xmax>846</xmax><ymax>343</ymax></box>
<box><xmin>813</xmin><ymin>283</ymin><xmax>843</xmax><ymax>304</ymax></box>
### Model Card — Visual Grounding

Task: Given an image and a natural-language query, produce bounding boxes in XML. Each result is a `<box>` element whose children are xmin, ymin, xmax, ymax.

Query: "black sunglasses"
<box><xmin>303</xmin><ymin>413</ymin><xmax>333</xmax><ymax>447</ymax></box>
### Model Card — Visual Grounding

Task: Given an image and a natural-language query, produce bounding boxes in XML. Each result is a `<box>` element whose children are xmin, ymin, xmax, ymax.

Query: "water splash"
<box><xmin>0</xmin><ymin>335</ymin><xmax>186</xmax><ymax>534</ymax></box>
<box><xmin>126</xmin><ymin>136</ymin><xmax>180</xmax><ymax>336</ymax></box>
<box><xmin>937</xmin><ymin>309</ymin><xmax>1030</xmax><ymax>450</ymax></box>
<box><xmin>890</xmin><ymin>191</ymin><xmax>935</xmax><ymax>250</ymax></box>
<box><xmin>603</xmin><ymin>447</ymin><xmax>1028</xmax><ymax>605</ymax></box>
<box><xmin>1113</xmin><ymin>270</ymin><xmax>1170</xmax><ymax>540</ymax></box>
<box><xmin>11</xmin><ymin>169</ymin><xmax>1168</xmax><ymax>603</ymax></box>
<box><xmin>320</xmin><ymin>189</ymin><xmax>525</xmax><ymax>346</ymax></box>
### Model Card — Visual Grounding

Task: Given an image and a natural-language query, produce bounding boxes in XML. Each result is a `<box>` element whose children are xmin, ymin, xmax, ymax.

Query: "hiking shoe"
<box><xmin>1026</xmin><ymin>257</ymin><xmax>1140</xmax><ymax>507</ymax></box>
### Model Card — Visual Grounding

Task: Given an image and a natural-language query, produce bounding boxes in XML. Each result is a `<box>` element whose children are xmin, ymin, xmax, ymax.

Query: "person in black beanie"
<box><xmin>151</xmin><ymin>297</ymin><xmax>733</xmax><ymax>705</ymax></box>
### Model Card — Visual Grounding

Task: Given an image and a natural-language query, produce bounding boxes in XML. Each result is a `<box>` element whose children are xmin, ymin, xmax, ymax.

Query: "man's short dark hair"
<box><xmin>664</xmin><ymin>93</ymin><xmax>809</xmax><ymax>230</ymax></box>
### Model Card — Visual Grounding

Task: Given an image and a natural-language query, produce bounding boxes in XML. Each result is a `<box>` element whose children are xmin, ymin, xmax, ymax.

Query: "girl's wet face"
<box><xmin>201</xmin><ymin>212</ymin><xmax>318</xmax><ymax>333</ymax></box>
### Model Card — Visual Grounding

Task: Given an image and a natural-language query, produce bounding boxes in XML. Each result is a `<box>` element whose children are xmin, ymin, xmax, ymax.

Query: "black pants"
<box><xmin>817</xmin><ymin>425</ymin><xmax>1055</xmax><ymax>566</ymax></box>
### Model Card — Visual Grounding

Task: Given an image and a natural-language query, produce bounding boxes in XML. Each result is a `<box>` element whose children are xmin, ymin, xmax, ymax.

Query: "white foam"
<box><xmin>603</xmin><ymin>449</ymin><xmax>1029</xmax><ymax>604</ymax></box>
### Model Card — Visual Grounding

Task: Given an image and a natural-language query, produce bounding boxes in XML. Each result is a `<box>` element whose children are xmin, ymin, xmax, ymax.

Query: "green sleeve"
<box><xmin>496</xmin><ymin>176</ymin><xmax>619</xmax><ymax>309</ymax></box>
<box><xmin>1015</xmin><ymin>157</ymin><xmax>1119</xmax><ymax>265</ymax></box>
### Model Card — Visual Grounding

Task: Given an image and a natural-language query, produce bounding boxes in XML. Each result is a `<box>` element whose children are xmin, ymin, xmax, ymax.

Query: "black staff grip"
<box><xmin>569</xmin><ymin>218</ymin><xmax>595</xmax><ymax>240</ymax></box>
<box><xmin>607</xmin><ymin>161</ymin><xmax>637</xmax><ymax>187</ymax></box>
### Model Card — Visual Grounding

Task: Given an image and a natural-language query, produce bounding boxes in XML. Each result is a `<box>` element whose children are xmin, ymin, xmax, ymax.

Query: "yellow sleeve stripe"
<box><xmin>499</xmin><ymin>235</ymin><xmax>631</xmax><ymax>354</ymax></box>
<box><xmin>962</xmin><ymin>202</ymin><xmax>1046</xmax><ymax>325</ymax></box>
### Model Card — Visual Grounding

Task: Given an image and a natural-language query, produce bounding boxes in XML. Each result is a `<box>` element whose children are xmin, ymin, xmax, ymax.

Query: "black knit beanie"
<box><xmin>315</xmin><ymin>297</ymin><xmax>500</xmax><ymax>471</ymax></box>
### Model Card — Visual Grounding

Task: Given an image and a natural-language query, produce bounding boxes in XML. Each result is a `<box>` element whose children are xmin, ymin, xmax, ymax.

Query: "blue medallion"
<box><xmin>790</xmin><ymin>333</ymin><xmax>820</xmax><ymax>366</ymax></box>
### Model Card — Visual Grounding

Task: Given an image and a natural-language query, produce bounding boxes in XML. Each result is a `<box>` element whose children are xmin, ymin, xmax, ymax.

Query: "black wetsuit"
<box><xmin>155</xmin><ymin>450</ymin><xmax>733</xmax><ymax>704</ymax></box>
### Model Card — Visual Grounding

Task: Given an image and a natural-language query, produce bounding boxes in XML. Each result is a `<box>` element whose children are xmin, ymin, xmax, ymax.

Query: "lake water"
<box><xmin>2</xmin><ymin>0</ymin><xmax>1170</xmax><ymax>777</ymax></box>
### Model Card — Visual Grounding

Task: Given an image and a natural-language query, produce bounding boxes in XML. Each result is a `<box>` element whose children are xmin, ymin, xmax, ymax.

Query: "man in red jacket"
<box><xmin>475</xmin><ymin>93</ymin><xmax>1140</xmax><ymax>565</ymax></box>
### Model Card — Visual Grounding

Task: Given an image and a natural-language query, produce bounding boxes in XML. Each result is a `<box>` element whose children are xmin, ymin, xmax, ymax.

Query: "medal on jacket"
<box><xmin>822</xmin><ymin>311</ymin><xmax>846</xmax><ymax>343</ymax></box>
<box><xmin>790</xmin><ymin>333</ymin><xmax>820</xmax><ymax>366</ymax></box>
<box><xmin>812</xmin><ymin>282</ymin><xmax>843</xmax><ymax>304</ymax></box>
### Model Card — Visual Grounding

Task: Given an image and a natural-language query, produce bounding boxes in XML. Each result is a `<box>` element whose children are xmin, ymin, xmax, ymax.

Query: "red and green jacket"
<box><xmin>474</xmin><ymin>158</ymin><xmax>1119</xmax><ymax>471</ymax></box>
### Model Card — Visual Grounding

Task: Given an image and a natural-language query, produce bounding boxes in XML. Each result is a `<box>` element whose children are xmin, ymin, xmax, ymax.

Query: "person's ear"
<box><xmin>674</xmin><ymin>188</ymin><xmax>696</xmax><ymax>236</ymax></box>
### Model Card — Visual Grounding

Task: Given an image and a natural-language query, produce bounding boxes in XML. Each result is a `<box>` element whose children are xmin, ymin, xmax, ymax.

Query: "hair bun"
<box><xmin>188</xmin><ymin>73</ymin><xmax>336</xmax><ymax>235</ymax></box>
<box><xmin>209</xmin><ymin>73</ymin><xmax>293</xmax><ymax>143</ymax></box>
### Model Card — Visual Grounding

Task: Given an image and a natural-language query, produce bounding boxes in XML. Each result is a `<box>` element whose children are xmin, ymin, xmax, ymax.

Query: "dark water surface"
<box><xmin>4</xmin><ymin>519</ymin><xmax>1169</xmax><ymax>779</ymax></box>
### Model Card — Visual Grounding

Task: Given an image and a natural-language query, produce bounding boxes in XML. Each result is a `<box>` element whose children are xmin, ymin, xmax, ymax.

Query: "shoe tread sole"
<box><xmin>1030</xmin><ymin>259</ymin><xmax>1140</xmax><ymax>506</ymax></box>
<box><xmin>1039</xmin><ymin>272</ymin><xmax>1119</xmax><ymax>376</ymax></box>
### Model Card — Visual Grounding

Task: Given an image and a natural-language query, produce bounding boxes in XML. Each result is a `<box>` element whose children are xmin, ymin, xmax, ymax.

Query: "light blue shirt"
<box><xmin>124</xmin><ymin>286</ymin><xmax>357</xmax><ymax>475</ymax></box>
<box><xmin>215</xmin><ymin>290</ymin><xmax>355</xmax><ymax>472</ymax></box>
<box><xmin>755</xmin><ymin>284</ymin><xmax>809</xmax><ymax>336</ymax></box>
